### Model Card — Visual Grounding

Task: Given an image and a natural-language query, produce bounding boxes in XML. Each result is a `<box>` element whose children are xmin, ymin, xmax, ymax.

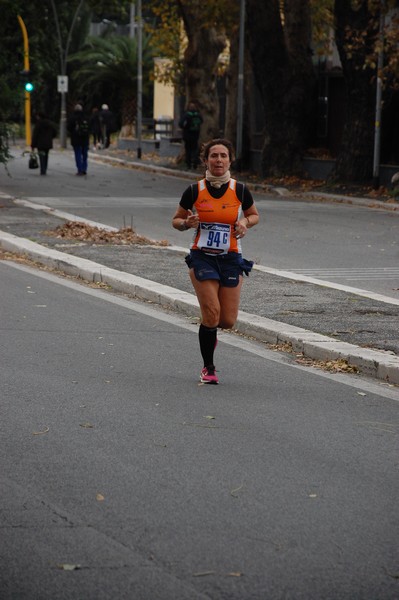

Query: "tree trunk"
<box><xmin>121</xmin><ymin>91</ymin><xmax>136</xmax><ymax>137</ymax></box>
<box><xmin>333</xmin><ymin>0</ymin><xmax>379</xmax><ymax>182</ymax></box>
<box><xmin>246</xmin><ymin>0</ymin><xmax>316</xmax><ymax>177</ymax></box>
<box><xmin>178</xmin><ymin>1</ymin><xmax>227</xmax><ymax>143</ymax></box>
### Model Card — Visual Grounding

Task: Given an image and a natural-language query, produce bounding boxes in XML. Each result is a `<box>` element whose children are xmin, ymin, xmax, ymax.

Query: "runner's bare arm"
<box><xmin>172</xmin><ymin>208</ymin><xmax>199</xmax><ymax>231</ymax></box>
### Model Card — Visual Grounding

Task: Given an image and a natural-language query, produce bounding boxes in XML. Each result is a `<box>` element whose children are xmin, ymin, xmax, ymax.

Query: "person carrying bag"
<box><xmin>28</xmin><ymin>151</ymin><xmax>39</xmax><ymax>169</ymax></box>
<box><xmin>31</xmin><ymin>112</ymin><xmax>57</xmax><ymax>175</ymax></box>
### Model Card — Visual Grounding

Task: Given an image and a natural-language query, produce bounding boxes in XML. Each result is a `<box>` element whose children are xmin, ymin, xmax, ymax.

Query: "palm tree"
<box><xmin>69</xmin><ymin>33</ymin><xmax>155</xmax><ymax>136</ymax></box>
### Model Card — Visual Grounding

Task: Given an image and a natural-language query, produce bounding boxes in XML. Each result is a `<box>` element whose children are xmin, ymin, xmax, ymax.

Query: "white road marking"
<box><xmin>4</xmin><ymin>260</ymin><xmax>399</xmax><ymax>401</ymax></box>
<box><xmin>10</xmin><ymin>199</ymin><xmax>399</xmax><ymax>307</ymax></box>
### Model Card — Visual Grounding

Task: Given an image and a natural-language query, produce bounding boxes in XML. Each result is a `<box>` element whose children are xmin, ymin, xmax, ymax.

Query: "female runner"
<box><xmin>172</xmin><ymin>138</ymin><xmax>259</xmax><ymax>384</ymax></box>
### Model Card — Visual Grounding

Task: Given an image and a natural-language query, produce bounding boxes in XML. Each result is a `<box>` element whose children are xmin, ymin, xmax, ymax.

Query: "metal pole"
<box><xmin>17</xmin><ymin>15</ymin><xmax>31</xmax><ymax>147</ymax></box>
<box><xmin>373</xmin><ymin>2</ymin><xmax>385</xmax><ymax>189</ymax></box>
<box><xmin>130</xmin><ymin>3</ymin><xmax>136</xmax><ymax>39</ymax></box>
<box><xmin>60</xmin><ymin>92</ymin><xmax>67</xmax><ymax>148</ymax></box>
<box><xmin>50</xmin><ymin>0</ymin><xmax>66</xmax><ymax>147</ymax></box>
<box><xmin>236</xmin><ymin>0</ymin><xmax>245</xmax><ymax>167</ymax></box>
<box><xmin>50</xmin><ymin>0</ymin><xmax>84</xmax><ymax>148</ymax></box>
<box><xmin>137</xmin><ymin>0</ymin><xmax>142</xmax><ymax>159</ymax></box>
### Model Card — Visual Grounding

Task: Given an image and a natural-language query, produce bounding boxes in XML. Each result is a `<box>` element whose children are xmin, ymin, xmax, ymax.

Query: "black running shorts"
<box><xmin>185</xmin><ymin>250</ymin><xmax>253</xmax><ymax>288</ymax></box>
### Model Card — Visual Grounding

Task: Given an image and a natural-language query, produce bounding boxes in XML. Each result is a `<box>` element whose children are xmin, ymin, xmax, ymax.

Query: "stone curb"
<box><xmin>1</xmin><ymin>229</ymin><xmax>398</xmax><ymax>385</ymax></box>
<box><xmin>89</xmin><ymin>151</ymin><xmax>399</xmax><ymax>210</ymax></box>
<box><xmin>88</xmin><ymin>152</ymin><xmax>199</xmax><ymax>182</ymax></box>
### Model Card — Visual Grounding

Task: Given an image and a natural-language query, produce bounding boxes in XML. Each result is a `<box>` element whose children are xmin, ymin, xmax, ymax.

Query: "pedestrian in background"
<box><xmin>31</xmin><ymin>112</ymin><xmax>57</xmax><ymax>175</ymax></box>
<box><xmin>67</xmin><ymin>104</ymin><xmax>90</xmax><ymax>176</ymax></box>
<box><xmin>172</xmin><ymin>138</ymin><xmax>259</xmax><ymax>384</ymax></box>
<box><xmin>90</xmin><ymin>107</ymin><xmax>103</xmax><ymax>150</ymax></box>
<box><xmin>179</xmin><ymin>101</ymin><xmax>203</xmax><ymax>169</ymax></box>
<box><xmin>100</xmin><ymin>104</ymin><xmax>116</xmax><ymax>149</ymax></box>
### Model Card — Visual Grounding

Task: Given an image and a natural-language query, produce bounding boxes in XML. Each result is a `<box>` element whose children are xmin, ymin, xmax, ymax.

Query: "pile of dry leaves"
<box><xmin>295</xmin><ymin>355</ymin><xmax>359</xmax><ymax>373</ymax></box>
<box><xmin>269</xmin><ymin>342</ymin><xmax>359</xmax><ymax>374</ymax></box>
<box><xmin>44</xmin><ymin>221</ymin><xmax>169</xmax><ymax>246</ymax></box>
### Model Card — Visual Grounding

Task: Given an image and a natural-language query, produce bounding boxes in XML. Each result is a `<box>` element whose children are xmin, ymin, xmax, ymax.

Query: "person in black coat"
<box><xmin>99</xmin><ymin>104</ymin><xmax>116</xmax><ymax>149</ymax></box>
<box><xmin>90</xmin><ymin>107</ymin><xmax>103</xmax><ymax>150</ymax></box>
<box><xmin>179</xmin><ymin>101</ymin><xmax>203</xmax><ymax>169</ymax></box>
<box><xmin>67</xmin><ymin>104</ymin><xmax>90</xmax><ymax>175</ymax></box>
<box><xmin>31</xmin><ymin>112</ymin><xmax>57</xmax><ymax>175</ymax></box>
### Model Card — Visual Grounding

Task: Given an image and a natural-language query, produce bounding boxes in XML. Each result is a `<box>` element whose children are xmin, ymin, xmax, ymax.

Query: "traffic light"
<box><xmin>21</xmin><ymin>70</ymin><xmax>34</xmax><ymax>93</ymax></box>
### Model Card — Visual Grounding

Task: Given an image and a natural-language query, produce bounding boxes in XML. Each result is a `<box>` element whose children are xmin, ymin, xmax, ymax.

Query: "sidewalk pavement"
<box><xmin>92</xmin><ymin>145</ymin><xmax>399</xmax><ymax>212</ymax></box>
<box><xmin>0</xmin><ymin>148</ymin><xmax>398</xmax><ymax>386</ymax></box>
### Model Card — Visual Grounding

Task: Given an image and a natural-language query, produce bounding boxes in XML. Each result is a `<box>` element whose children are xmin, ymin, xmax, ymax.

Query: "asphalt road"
<box><xmin>1</xmin><ymin>261</ymin><xmax>399</xmax><ymax>599</ymax></box>
<box><xmin>2</xmin><ymin>143</ymin><xmax>399</xmax><ymax>299</ymax></box>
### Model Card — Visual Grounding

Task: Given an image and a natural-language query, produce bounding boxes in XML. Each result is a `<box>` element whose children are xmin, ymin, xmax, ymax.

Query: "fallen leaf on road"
<box><xmin>96</xmin><ymin>493</ymin><xmax>105</xmax><ymax>502</ymax></box>
<box><xmin>79</xmin><ymin>422</ymin><xmax>94</xmax><ymax>429</ymax></box>
<box><xmin>230</xmin><ymin>484</ymin><xmax>244</xmax><ymax>498</ymax></box>
<box><xmin>181</xmin><ymin>422</ymin><xmax>221</xmax><ymax>429</ymax></box>
<box><xmin>32</xmin><ymin>426</ymin><xmax>49</xmax><ymax>435</ymax></box>
<box><xmin>383</xmin><ymin>567</ymin><xmax>399</xmax><ymax>579</ymax></box>
<box><xmin>192</xmin><ymin>571</ymin><xmax>216</xmax><ymax>577</ymax></box>
<box><xmin>56</xmin><ymin>564</ymin><xmax>81</xmax><ymax>571</ymax></box>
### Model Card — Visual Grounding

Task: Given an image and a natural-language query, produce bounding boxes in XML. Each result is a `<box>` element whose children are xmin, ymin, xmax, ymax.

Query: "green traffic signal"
<box><xmin>20</xmin><ymin>70</ymin><xmax>33</xmax><ymax>92</ymax></box>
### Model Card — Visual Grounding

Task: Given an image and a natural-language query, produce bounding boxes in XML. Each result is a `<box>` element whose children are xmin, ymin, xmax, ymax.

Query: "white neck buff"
<box><xmin>205</xmin><ymin>169</ymin><xmax>231</xmax><ymax>188</ymax></box>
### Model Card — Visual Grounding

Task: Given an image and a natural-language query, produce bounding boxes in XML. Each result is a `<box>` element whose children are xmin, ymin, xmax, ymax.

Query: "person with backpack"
<box><xmin>67</xmin><ymin>104</ymin><xmax>90</xmax><ymax>175</ymax></box>
<box><xmin>179</xmin><ymin>101</ymin><xmax>203</xmax><ymax>169</ymax></box>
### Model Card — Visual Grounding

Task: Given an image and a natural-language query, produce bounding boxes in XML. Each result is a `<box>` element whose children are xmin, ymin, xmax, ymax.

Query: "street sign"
<box><xmin>57</xmin><ymin>75</ymin><xmax>68</xmax><ymax>93</ymax></box>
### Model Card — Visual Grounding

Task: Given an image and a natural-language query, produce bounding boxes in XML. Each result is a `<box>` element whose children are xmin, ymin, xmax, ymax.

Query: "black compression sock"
<box><xmin>199</xmin><ymin>324</ymin><xmax>218</xmax><ymax>367</ymax></box>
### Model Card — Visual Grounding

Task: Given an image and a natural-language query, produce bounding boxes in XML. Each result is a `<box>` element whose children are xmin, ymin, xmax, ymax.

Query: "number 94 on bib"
<box><xmin>198</xmin><ymin>222</ymin><xmax>231</xmax><ymax>255</ymax></box>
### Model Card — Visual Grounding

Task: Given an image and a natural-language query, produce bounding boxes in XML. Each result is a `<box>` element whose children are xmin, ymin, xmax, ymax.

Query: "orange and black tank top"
<box><xmin>179</xmin><ymin>178</ymin><xmax>254</xmax><ymax>255</ymax></box>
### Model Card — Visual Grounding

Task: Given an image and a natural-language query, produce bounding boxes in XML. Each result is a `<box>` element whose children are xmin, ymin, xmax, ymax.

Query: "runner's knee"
<box><xmin>218</xmin><ymin>315</ymin><xmax>236</xmax><ymax>329</ymax></box>
<box><xmin>201</xmin><ymin>304</ymin><xmax>220</xmax><ymax>328</ymax></box>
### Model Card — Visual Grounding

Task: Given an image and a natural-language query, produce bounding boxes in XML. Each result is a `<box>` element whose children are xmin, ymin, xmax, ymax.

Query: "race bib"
<box><xmin>198</xmin><ymin>222</ymin><xmax>231</xmax><ymax>254</ymax></box>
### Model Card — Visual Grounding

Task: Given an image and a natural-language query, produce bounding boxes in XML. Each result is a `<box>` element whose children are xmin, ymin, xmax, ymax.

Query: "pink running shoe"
<box><xmin>200</xmin><ymin>365</ymin><xmax>219</xmax><ymax>384</ymax></box>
